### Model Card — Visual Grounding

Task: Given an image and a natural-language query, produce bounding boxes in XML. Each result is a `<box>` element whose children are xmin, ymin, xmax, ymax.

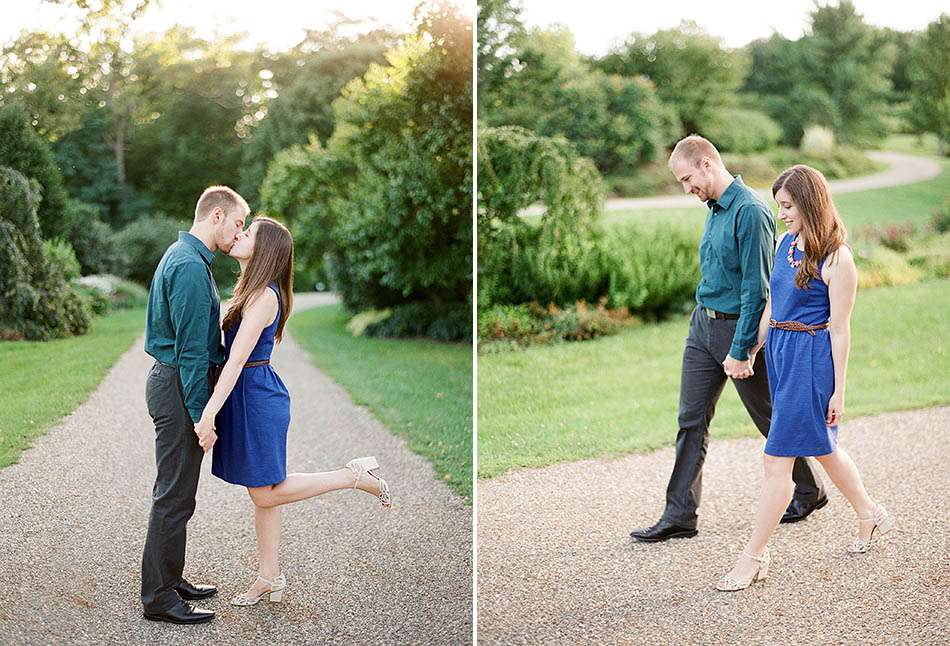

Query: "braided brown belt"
<box><xmin>769</xmin><ymin>319</ymin><xmax>830</xmax><ymax>336</ymax></box>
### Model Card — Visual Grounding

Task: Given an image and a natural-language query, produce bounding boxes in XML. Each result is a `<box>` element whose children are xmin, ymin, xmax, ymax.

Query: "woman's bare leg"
<box><xmin>249</xmin><ymin>467</ymin><xmax>382</xmax><ymax>509</ymax></box>
<box><xmin>814</xmin><ymin>446</ymin><xmax>878</xmax><ymax>541</ymax></box>
<box><xmin>241</xmin><ymin>503</ymin><xmax>282</xmax><ymax>599</ymax></box>
<box><xmin>235</xmin><ymin>465</ymin><xmax>383</xmax><ymax>599</ymax></box>
<box><xmin>724</xmin><ymin>455</ymin><xmax>795</xmax><ymax>582</ymax></box>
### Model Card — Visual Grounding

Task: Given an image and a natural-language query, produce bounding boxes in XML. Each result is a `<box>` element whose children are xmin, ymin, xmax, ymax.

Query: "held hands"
<box><xmin>723</xmin><ymin>354</ymin><xmax>754</xmax><ymax>380</ymax></box>
<box><xmin>826</xmin><ymin>391</ymin><xmax>845</xmax><ymax>426</ymax></box>
<box><xmin>194</xmin><ymin>414</ymin><xmax>217</xmax><ymax>453</ymax></box>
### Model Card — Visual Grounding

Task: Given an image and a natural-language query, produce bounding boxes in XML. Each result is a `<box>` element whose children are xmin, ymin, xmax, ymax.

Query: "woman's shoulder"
<box><xmin>247</xmin><ymin>284</ymin><xmax>280</xmax><ymax>313</ymax></box>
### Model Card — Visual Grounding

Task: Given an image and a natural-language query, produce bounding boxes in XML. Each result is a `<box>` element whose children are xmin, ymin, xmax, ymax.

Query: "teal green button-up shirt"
<box><xmin>696</xmin><ymin>176</ymin><xmax>776</xmax><ymax>361</ymax></box>
<box><xmin>145</xmin><ymin>231</ymin><xmax>225</xmax><ymax>423</ymax></box>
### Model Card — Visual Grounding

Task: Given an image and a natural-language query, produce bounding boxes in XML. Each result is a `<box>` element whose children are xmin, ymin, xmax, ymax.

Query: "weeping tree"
<box><xmin>0</xmin><ymin>167</ymin><xmax>91</xmax><ymax>340</ymax></box>
<box><xmin>477</xmin><ymin>125</ymin><xmax>607</xmax><ymax>307</ymax></box>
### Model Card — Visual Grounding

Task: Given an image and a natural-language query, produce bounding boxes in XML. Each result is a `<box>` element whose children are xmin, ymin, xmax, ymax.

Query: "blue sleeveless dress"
<box><xmin>764</xmin><ymin>235</ymin><xmax>838</xmax><ymax>457</ymax></box>
<box><xmin>211</xmin><ymin>282</ymin><xmax>291</xmax><ymax>487</ymax></box>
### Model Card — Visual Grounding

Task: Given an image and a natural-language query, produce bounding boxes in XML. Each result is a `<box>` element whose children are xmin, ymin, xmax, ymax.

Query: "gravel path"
<box><xmin>0</xmin><ymin>300</ymin><xmax>471</xmax><ymax>644</ymax></box>
<box><xmin>477</xmin><ymin>407</ymin><xmax>950</xmax><ymax>645</ymax></box>
<box><xmin>520</xmin><ymin>151</ymin><xmax>942</xmax><ymax>215</ymax></box>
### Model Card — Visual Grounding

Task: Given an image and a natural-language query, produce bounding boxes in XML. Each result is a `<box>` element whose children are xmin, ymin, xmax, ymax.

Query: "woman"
<box><xmin>716</xmin><ymin>165</ymin><xmax>893</xmax><ymax>592</ymax></box>
<box><xmin>193</xmin><ymin>215</ymin><xmax>392</xmax><ymax>606</ymax></box>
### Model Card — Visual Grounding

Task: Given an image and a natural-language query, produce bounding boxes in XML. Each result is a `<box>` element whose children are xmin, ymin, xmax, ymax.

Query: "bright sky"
<box><xmin>520</xmin><ymin>0</ymin><xmax>945</xmax><ymax>54</ymax></box>
<box><xmin>1</xmin><ymin>0</ymin><xmax>472</xmax><ymax>51</ymax></box>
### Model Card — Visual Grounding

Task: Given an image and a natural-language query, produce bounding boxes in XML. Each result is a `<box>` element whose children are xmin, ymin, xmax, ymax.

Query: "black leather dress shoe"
<box><xmin>175</xmin><ymin>580</ymin><xmax>218</xmax><ymax>601</ymax></box>
<box><xmin>630</xmin><ymin>519</ymin><xmax>698</xmax><ymax>543</ymax></box>
<box><xmin>143</xmin><ymin>601</ymin><xmax>215</xmax><ymax>625</ymax></box>
<box><xmin>780</xmin><ymin>494</ymin><xmax>829</xmax><ymax>524</ymax></box>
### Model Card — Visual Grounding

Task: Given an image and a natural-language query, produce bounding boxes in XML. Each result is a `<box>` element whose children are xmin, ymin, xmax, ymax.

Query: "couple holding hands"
<box><xmin>141</xmin><ymin>186</ymin><xmax>392</xmax><ymax>624</ymax></box>
<box><xmin>630</xmin><ymin>136</ymin><xmax>894</xmax><ymax>592</ymax></box>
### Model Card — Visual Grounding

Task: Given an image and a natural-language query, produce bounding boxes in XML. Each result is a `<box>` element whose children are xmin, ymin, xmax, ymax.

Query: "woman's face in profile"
<box><xmin>229</xmin><ymin>221</ymin><xmax>258</xmax><ymax>260</ymax></box>
<box><xmin>775</xmin><ymin>187</ymin><xmax>803</xmax><ymax>235</ymax></box>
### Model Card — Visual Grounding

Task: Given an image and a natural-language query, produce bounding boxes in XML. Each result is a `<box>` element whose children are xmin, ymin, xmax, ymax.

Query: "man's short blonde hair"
<box><xmin>194</xmin><ymin>186</ymin><xmax>249</xmax><ymax>222</ymax></box>
<box><xmin>668</xmin><ymin>135</ymin><xmax>724</xmax><ymax>169</ymax></box>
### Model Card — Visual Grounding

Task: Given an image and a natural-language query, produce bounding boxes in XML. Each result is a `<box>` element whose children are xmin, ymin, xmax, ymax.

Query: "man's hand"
<box><xmin>194</xmin><ymin>414</ymin><xmax>217</xmax><ymax>453</ymax></box>
<box><xmin>723</xmin><ymin>354</ymin><xmax>754</xmax><ymax>379</ymax></box>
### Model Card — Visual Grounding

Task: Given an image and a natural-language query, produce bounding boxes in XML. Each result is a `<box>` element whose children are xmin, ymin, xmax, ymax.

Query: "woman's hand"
<box><xmin>194</xmin><ymin>414</ymin><xmax>217</xmax><ymax>453</ymax></box>
<box><xmin>826</xmin><ymin>391</ymin><xmax>845</xmax><ymax>426</ymax></box>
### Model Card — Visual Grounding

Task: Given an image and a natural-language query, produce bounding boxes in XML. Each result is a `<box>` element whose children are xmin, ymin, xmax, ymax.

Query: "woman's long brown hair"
<box><xmin>772</xmin><ymin>165</ymin><xmax>848</xmax><ymax>289</ymax></box>
<box><xmin>222</xmin><ymin>216</ymin><xmax>294</xmax><ymax>342</ymax></box>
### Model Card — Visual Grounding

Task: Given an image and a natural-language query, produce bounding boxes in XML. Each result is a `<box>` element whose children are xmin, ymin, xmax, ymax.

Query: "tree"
<box><xmin>237</xmin><ymin>32</ymin><xmax>390</xmax><ymax>208</ymax></box>
<box><xmin>262</xmin><ymin>1</ymin><xmax>472</xmax><ymax>328</ymax></box>
<box><xmin>478</xmin><ymin>126</ymin><xmax>605</xmax><ymax>307</ymax></box>
<box><xmin>0</xmin><ymin>103</ymin><xmax>70</xmax><ymax>240</ymax></box>
<box><xmin>743</xmin><ymin>2</ymin><xmax>896</xmax><ymax>146</ymax></box>
<box><xmin>476</xmin><ymin>0</ymin><xmax>525</xmax><ymax>116</ymax></box>
<box><xmin>597</xmin><ymin>21</ymin><xmax>746</xmax><ymax>137</ymax></box>
<box><xmin>0</xmin><ymin>167</ymin><xmax>91</xmax><ymax>340</ymax></box>
<box><xmin>808</xmin><ymin>0</ymin><xmax>895</xmax><ymax>145</ymax></box>
<box><xmin>485</xmin><ymin>26</ymin><xmax>678</xmax><ymax>174</ymax></box>
<box><xmin>907</xmin><ymin>14</ymin><xmax>950</xmax><ymax>155</ymax></box>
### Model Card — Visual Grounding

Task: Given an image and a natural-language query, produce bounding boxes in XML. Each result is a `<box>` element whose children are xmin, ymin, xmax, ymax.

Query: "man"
<box><xmin>141</xmin><ymin>186</ymin><xmax>248</xmax><ymax>623</ymax></box>
<box><xmin>630</xmin><ymin>136</ymin><xmax>826</xmax><ymax>543</ymax></box>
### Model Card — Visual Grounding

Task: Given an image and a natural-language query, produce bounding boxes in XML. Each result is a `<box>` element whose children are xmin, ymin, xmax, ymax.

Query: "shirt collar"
<box><xmin>707</xmin><ymin>175</ymin><xmax>744</xmax><ymax>212</ymax></box>
<box><xmin>178</xmin><ymin>231</ymin><xmax>215</xmax><ymax>266</ymax></box>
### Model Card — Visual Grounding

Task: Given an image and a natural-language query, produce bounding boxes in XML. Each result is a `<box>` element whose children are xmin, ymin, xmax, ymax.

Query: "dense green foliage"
<box><xmin>906</xmin><ymin>14</ymin><xmax>950</xmax><ymax>154</ymax></box>
<box><xmin>478</xmin><ymin>127</ymin><xmax>700</xmax><ymax>322</ymax></box>
<box><xmin>597</xmin><ymin>21</ymin><xmax>746</xmax><ymax>137</ymax></box>
<box><xmin>483</xmin><ymin>26</ymin><xmax>678</xmax><ymax>174</ymax></box>
<box><xmin>0</xmin><ymin>167</ymin><xmax>91</xmax><ymax>340</ymax></box>
<box><xmin>262</xmin><ymin>4</ymin><xmax>473</xmax><ymax>339</ymax></box>
<box><xmin>0</xmin><ymin>104</ymin><xmax>70</xmax><ymax>240</ymax></box>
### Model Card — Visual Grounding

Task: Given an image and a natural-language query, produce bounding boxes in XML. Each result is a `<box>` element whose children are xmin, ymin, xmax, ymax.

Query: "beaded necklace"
<box><xmin>787</xmin><ymin>236</ymin><xmax>803</xmax><ymax>269</ymax></box>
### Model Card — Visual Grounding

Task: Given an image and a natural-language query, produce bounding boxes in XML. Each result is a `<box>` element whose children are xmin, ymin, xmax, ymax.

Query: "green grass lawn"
<box><xmin>881</xmin><ymin>133</ymin><xmax>943</xmax><ymax>157</ymax></box>
<box><xmin>0</xmin><ymin>307</ymin><xmax>146</xmax><ymax>468</ymax></box>
<box><xmin>477</xmin><ymin>279</ymin><xmax>950</xmax><ymax>478</ymax></box>
<box><xmin>602</xmin><ymin>158</ymin><xmax>950</xmax><ymax>235</ymax></box>
<box><xmin>289</xmin><ymin>305</ymin><xmax>473</xmax><ymax>502</ymax></box>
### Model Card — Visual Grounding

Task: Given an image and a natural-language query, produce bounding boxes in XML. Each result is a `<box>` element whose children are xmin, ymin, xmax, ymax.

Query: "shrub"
<box><xmin>476</xmin><ymin>299</ymin><xmax>637</xmax><ymax>350</ymax></box>
<box><xmin>364</xmin><ymin>301</ymin><xmax>471</xmax><ymax>342</ymax></box>
<box><xmin>112</xmin><ymin>213</ymin><xmax>188</xmax><ymax>286</ymax></box>
<box><xmin>906</xmin><ymin>232</ymin><xmax>950</xmax><ymax>280</ymax></box>
<box><xmin>0</xmin><ymin>103</ymin><xmax>70</xmax><ymax>240</ymax></box>
<box><xmin>478</xmin><ymin>126</ymin><xmax>606</xmax><ymax>308</ymax></box>
<box><xmin>0</xmin><ymin>167</ymin><xmax>91</xmax><ymax>340</ymax></box>
<box><xmin>930</xmin><ymin>198</ymin><xmax>950</xmax><ymax>234</ymax></box>
<box><xmin>605</xmin><ymin>226</ymin><xmax>700</xmax><ymax>316</ymax></box>
<box><xmin>800</xmin><ymin>125</ymin><xmax>835</xmax><ymax>156</ymax></box>
<box><xmin>853</xmin><ymin>244</ymin><xmax>924</xmax><ymax>289</ymax></box>
<box><xmin>700</xmin><ymin>108</ymin><xmax>782</xmax><ymax>154</ymax></box>
<box><xmin>477</xmin><ymin>304</ymin><xmax>539</xmax><ymax>343</ymax></box>
<box><xmin>61</xmin><ymin>200</ymin><xmax>124</xmax><ymax>276</ymax></box>
<box><xmin>75</xmin><ymin>274</ymin><xmax>149</xmax><ymax>310</ymax></box>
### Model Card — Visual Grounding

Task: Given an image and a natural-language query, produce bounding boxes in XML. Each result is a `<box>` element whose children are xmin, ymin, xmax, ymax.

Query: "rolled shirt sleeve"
<box><xmin>167</xmin><ymin>261</ymin><xmax>214</xmax><ymax>423</ymax></box>
<box><xmin>731</xmin><ymin>204</ymin><xmax>775</xmax><ymax>361</ymax></box>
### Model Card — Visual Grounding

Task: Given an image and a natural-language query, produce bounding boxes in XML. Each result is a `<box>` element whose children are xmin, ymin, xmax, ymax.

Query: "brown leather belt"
<box><xmin>244</xmin><ymin>359</ymin><xmax>270</xmax><ymax>368</ymax></box>
<box><xmin>769</xmin><ymin>319</ymin><xmax>829</xmax><ymax>336</ymax></box>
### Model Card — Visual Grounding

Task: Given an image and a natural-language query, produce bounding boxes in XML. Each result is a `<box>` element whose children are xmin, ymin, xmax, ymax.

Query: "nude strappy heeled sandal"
<box><xmin>230</xmin><ymin>573</ymin><xmax>287</xmax><ymax>606</ymax></box>
<box><xmin>346</xmin><ymin>456</ymin><xmax>392</xmax><ymax>509</ymax></box>
<box><xmin>847</xmin><ymin>504</ymin><xmax>894</xmax><ymax>553</ymax></box>
<box><xmin>716</xmin><ymin>548</ymin><xmax>770</xmax><ymax>592</ymax></box>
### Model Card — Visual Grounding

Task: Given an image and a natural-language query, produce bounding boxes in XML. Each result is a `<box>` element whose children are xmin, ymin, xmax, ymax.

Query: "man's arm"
<box><xmin>731</xmin><ymin>203</ymin><xmax>774</xmax><ymax>361</ymax></box>
<box><xmin>167</xmin><ymin>261</ymin><xmax>214</xmax><ymax>424</ymax></box>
